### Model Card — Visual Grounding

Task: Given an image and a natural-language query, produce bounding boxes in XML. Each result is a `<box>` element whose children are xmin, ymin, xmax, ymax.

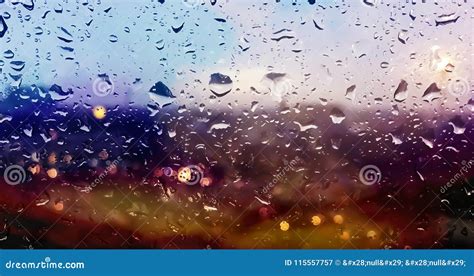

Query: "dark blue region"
<box><xmin>0</xmin><ymin>85</ymin><xmax>181</xmax><ymax>181</ymax></box>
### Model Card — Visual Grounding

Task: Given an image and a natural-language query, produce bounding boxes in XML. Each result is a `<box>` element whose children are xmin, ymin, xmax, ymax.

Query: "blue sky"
<box><xmin>0</xmin><ymin>0</ymin><xmax>471</xmax><ymax>110</ymax></box>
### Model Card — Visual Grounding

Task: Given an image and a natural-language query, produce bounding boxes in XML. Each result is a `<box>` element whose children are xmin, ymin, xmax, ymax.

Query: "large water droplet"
<box><xmin>329</xmin><ymin>108</ymin><xmax>346</xmax><ymax>124</ymax></box>
<box><xmin>209</xmin><ymin>73</ymin><xmax>233</xmax><ymax>97</ymax></box>
<box><xmin>394</xmin><ymin>80</ymin><xmax>408</xmax><ymax>102</ymax></box>
<box><xmin>148</xmin><ymin>81</ymin><xmax>176</xmax><ymax>107</ymax></box>
<box><xmin>422</xmin><ymin>83</ymin><xmax>441</xmax><ymax>102</ymax></box>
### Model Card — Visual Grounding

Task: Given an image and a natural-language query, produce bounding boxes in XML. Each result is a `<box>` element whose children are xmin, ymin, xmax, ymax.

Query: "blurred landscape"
<box><xmin>0</xmin><ymin>85</ymin><xmax>472</xmax><ymax>249</ymax></box>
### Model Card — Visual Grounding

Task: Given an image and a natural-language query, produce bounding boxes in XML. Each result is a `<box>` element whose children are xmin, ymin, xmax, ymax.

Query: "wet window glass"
<box><xmin>0</xmin><ymin>0</ymin><xmax>472</xmax><ymax>249</ymax></box>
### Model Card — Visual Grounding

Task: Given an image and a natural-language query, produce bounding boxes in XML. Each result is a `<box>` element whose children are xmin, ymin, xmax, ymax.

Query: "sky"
<box><xmin>0</xmin><ymin>0</ymin><xmax>472</xmax><ymax>111</ymax></box>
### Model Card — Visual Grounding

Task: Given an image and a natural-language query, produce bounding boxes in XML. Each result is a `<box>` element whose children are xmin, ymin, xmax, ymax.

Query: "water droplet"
<box><xmin>148</xmin><ymin>81</ymin><xmax>176</xmax><ymax>107</ymax></box>
<box><xmin>0</xmin><ymin>16</ymin><xmax>8</xmax><ymax>38</ymax></box>
<box><xmin>294</xmin><ymin>121</ymin><xmax>318</xmax><ymax>132</ymax></box>
<box><xmin>209</xmin><ymin>73</ymin><xmax>233</xmax><ymax>97</ymax></box>
<box><xmin>209</xmin><ymin>122</ymin><xmax>230</xmax><ymax>132</ymax></box>
<box><xmin>422</xmin><ymin>83</ymin><xmax>441</xmax><ymax>102</ymax></box>
<box><xmin>345</xmin><ymin>85</ymin><xmax>356</xmax><ymax>101</ymax></box>
<box><xmin>362</xmin><ymin>0</ymin><xmax>376</xmax><ymax>6</ymax></box>
<box><xmin>172</xmin><ymin>22</ymin><xmax>184</xmax><ymax>33</ymax></box>
<box><xmin>398</xmin><ymin>30</ymin><xmax>409</xmax><ymax>44</ymax></box>
<box><xmin>389</xmin><ymin>133</ymin><xmax>403</xmax><ymax>145</ymax></box>
<box><xmin>394</xmin><ymin>80</ymin><xmax>408</xmax><ymax>102</ymax></box>
<box><xmin>109</xmin><ymin>35</ymin><xmax>118</xmax><ymax>43</ymax></box>
<box><xmin>155</xmin><ymin>39</ymin><xmax>165</xmax><ymax>50</ymax></box>
<box><xmin>449</xmin><ymin>117</ymin><xmax>466</xmax><ymax>134</ymax></box>
<box><xmin>380</xmin><ymin>61</ymin><xmax>389</xmax><ymax>69</ymax></box>
<box><xmin>435</xmin><ymin>13</ymin><xmax>460</xmax><ymax>26</ymax></box>
<box><xmin>329</xmin><ymin>108</ymin><xmax>346</xmax><ymax>124</ymax></box>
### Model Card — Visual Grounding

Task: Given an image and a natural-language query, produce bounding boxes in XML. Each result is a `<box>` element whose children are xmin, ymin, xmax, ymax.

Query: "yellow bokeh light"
<box><xmin>47</xmin><ymin>168</ymin><xmax>58</xmax><ymax>178</ymax></box>
<box><xmin>92</xmin><ymin>105</ymin><xmax>107</xmax><ymax>120</ymax></box>
<box><xmin>333</xmin><ymin>214</ymin><xmax>344</xmax><ymax>225</ymax></box>
<box><xmin>340</xmin><ymin>230</ymin><xmax>350</xmax><ymax>240</ymax></box>
<box><xmin>311</xmin><ymin>215</ymin><xmax>322</xmax><ymax>226</ymax></box>
<box><xmin>54</xmin><ymin>201</ymin><xmax>64</xmax><ymax>211</ymax></box>
<box><xmin>200</xmin><ymin>177</ymin><xmax>212</xmax><ymax>187</ymax></box>
<box><xmin>177</xmin><ymin>167</ymin><xmax>192</xmax><ymax>183</ymax></box>
<box><xmin>367</xmin><ymin>230</ymin><xmax>377</xmax><ymax>239</ymax></box>
<box><xmin>280</xmin><ymin>221</ymin><xmax>290</xmax><ymax>231</ymax></box>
